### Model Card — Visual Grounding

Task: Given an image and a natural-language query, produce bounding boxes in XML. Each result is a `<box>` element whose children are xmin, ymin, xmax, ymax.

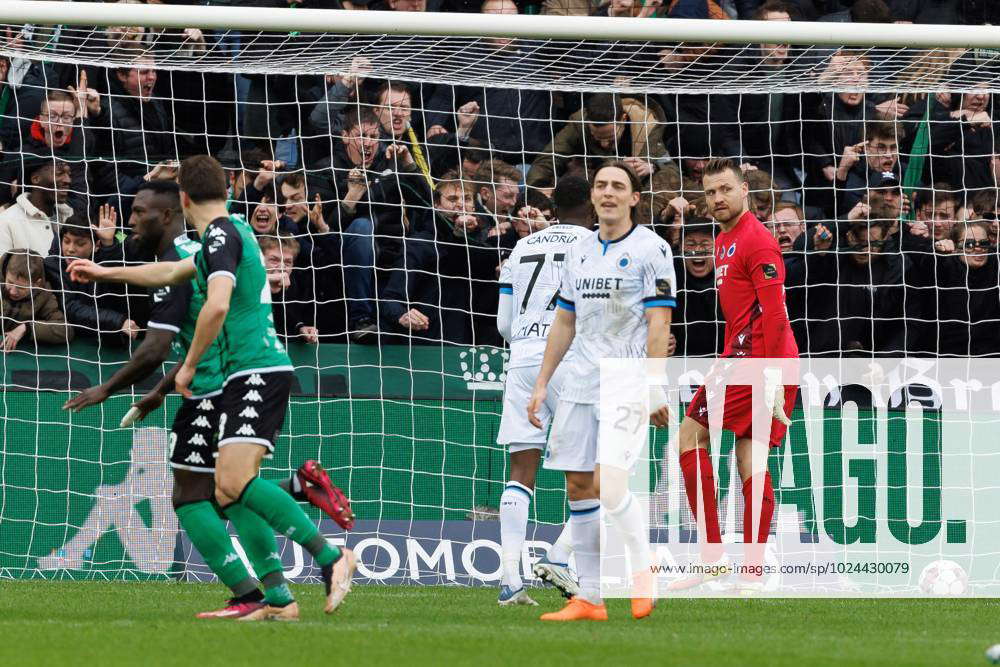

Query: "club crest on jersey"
<box><xmin>727</xmin><ymin>243</ymin><xmax>737</xmax><ymax>257</ymax></box>
<box><xmin>618</xmin><ymin>253</ymin><xmax>631</xmax><ymax>269</ymax></box>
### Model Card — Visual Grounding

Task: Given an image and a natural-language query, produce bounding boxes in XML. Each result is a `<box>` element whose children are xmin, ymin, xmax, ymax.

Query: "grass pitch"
<box><xmin>0</xmin><ymin>581</ymin><xmax>995</xmax><ymax>666</ymax></box>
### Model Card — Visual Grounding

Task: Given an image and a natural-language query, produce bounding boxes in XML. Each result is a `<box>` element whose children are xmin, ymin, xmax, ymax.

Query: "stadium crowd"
<box><xmin>1</xmin><ymin>0</ymin><xmax>1000</xmax><ymax>357</ymax></box>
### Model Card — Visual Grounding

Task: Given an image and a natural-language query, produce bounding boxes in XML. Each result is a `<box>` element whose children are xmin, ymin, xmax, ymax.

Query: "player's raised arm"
<box><xmin>67</xmin><ymin>255</ymin><xmax>196</xmax><ymax>288</ymax></box>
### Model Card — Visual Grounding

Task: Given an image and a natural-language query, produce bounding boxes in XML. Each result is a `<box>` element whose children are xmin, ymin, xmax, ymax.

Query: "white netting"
<box><xmin>0</xmin><ymin>5</ymin><xmax>998</xmax><ymax>592</ymax></box>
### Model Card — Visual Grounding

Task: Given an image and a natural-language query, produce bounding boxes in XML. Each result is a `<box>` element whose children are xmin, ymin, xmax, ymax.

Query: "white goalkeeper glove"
<box><xmin>763</xmin><ymin>366</ymin><xmax>791</xmax><ymax>427</ymax></box>
<box><xmin>120</xmin><ymin>406</ymin><xmax>142</xmax><ymax>428</ymax></box>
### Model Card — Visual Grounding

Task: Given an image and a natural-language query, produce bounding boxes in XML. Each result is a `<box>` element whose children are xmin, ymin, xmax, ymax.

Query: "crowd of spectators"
<box><xmin>2</xmin><ymin>0</ymin><xmax>1000</xmax><ymax>358</ymax></box>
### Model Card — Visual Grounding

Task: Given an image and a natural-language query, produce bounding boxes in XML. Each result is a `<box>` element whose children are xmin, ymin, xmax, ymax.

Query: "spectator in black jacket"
<box><xmin>260</xmin><ymin>234</ymin><xmax>321</xmax><ymax>344</ymax></box>
<box><xmin>44</xmin><ymin>213</ymin><xmax>138</xmax><ymax>346</ymax></box>
<box><xmin>838</xmin><ymin>121</ymin><xmax>907</xmax><ymax>218</ymax></box>
<box><xmin>790</xmin><ymin>210</ymin><xmax>919</xmax><ymax>355</ymax></box>
<box><xmin>672</xmin><ymin>218</ymin><xmax>722</xmax><ymax>357</ymax></box>
<box><xmin>927</xmin><ymin>220</ymin><xmax>1000</xmax><ymax>356</ymax></box>
<box><xmin>423</xmin><ymin>0</ymin><xmax>552</xmax><ymax>168</ymax></box>
<box><xmin>93</xmin><ymin>51</ymin><xmax>194</xmax><ymax>202</ymax></box>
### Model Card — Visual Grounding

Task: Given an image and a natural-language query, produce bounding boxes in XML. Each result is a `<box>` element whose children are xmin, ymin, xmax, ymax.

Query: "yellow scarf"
<box><xmin>407</xmin><ymin>125</ymin><xmax>434</xmax><ymax>190</ymax></box>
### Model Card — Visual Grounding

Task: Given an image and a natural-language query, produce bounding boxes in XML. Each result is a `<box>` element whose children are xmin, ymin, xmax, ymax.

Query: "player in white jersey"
<box><xmin>495</xmin><ymin>205</ymin><xmax>591</xmax><ymax>606</ymax></box>
<box><xmin>528</xmin><ymin>162</ymin><xmax>676</xmax><ymax>622</ymax></box>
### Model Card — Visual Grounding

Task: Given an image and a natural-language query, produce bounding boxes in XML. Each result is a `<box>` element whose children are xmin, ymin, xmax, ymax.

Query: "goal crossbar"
<box><xmin>3</xmin><ymin>0</ymin><xmax>1000</xmax><ymax>49</ymax></box>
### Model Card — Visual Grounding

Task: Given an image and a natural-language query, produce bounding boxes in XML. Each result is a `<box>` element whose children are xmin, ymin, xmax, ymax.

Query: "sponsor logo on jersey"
<box><xmin>239</xmin><ymin>406</ymin><xmax>259</xmax><ymax>419</ymax></box>
<box><xmin>188</xmin><ymin>433</ymin><xmax>208</xmax><ymax>447</ymax></box>
<box><xmin>235</xmin><ymin>424</ymin><xmax>257</xmax><ymax>436</ymax></box>
<box><xmin>762</xmin><ymin>263</ymin><xmax>778</xmax><ymax>280</ymax></box>
<box><xmin>192</xmin><ymin>416</ymin><xmax>211</xmax><ymax>429</ymax></box>
<box><xmin>243</xmin><ymin>390</ymin><xmax>262</xmax><ymax>402</ymax></box>
<box><xmin>575</xmin><ymin>277</ymin><xmax>624</xmax><ymax>290</ymax></box>
<box><xmin>245</xmin><ymin>373</ymin><xmax>265</xmax><ymax>386</ymax></box>
<box><xmin>197</xmin><ymin>399</ymin><xmax>214</xmax><ymax>411</ymax></box>
<box><xmin>185</xmin><ymin>452</ymin><xmax>206</xmax><ymax>465</ymax></box>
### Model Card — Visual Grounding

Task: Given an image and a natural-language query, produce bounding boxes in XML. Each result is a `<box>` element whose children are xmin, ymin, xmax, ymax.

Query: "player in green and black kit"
<box><xmin>68</xmin><ymin>158</ymin><xmax>356</xmax><ymax>621</ymax></box>
<box><xmin>64</xmin><ymin>180</ymin><xmax>354</xmax><ymax>620</ymax></box>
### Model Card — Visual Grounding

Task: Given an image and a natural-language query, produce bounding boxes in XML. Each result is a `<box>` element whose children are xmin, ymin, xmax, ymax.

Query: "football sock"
<box><xmin>222</xmin><ymin>501</ymin><xmax>288</xmax><ymax>603</ymax></box>
<box><xmin>239</xmin><ymin>478</ymin><xmax>341</xmax><ymax>567</ymax></box>
<box><xmin>548</xmin><ymin>522</ymin><xmax>573</xmax><ymax>565</ymax></box>
<box><xmin>568</xmin><ymin>498</ymin><xmax>601</xmax><ymax>604</ymax></box>
<box><xmin>499</xmin><ymin>481</ymin><xmax>533</xmax><ymax>589</ymax></box>
<box><xmin>606</xmin><ymin>492</ymin><xmax>651</xmax><ymax>573</ymax></box>
<box><xmin>175</xmin><ymin>500</ymin><xmax>257</xmax><ymax>598</ymax></box>
<box><xmin>277</xmin><ymin>474</ymin><xmax>305</xmax><ymax>501</ymax></box>
<box><xmin>742</xmin><ymin>472</ymin><xmax>775</xmax><ymax>578</ymax></box>
<box><xmin>680</xmin><ymin>448</ymin><xmax>723</xmax><ymax>562</ymax></box>
<box><xmin>261</xmin><ymin>570</ymin><xmax>295</xmax><ymax>607</ymax></box>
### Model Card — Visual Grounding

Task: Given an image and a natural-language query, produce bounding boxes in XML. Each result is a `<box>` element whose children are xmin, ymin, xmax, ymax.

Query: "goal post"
<box><xmin>0</xmin><ymin>1</ymin><xmax>999</xmax><ymax>595</ymax></box>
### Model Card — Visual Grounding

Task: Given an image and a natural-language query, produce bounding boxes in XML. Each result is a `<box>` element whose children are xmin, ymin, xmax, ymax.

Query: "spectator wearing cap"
<box><xmin>838</xmin><ymin>121</ymin><xmax>907</xmax><ymax>220</ymax></box>
<box><xmin>0</xmin><ymin>157</ymin><xmax>73</xmax><ymax>257</ymax></box>
<box><xmin>527</xmin><ymin>93</ymin><xmax>666</xmax><ymax>190</ymax></box>
<box><xmin>672</xmin><ymin>217</ymin><xmax>723</xmax><ymax>357</ymax></box>
<box><xmin>927</xmin><ymin>219</ymin><xmax>1000</xmax><ymax>356</ymax></box>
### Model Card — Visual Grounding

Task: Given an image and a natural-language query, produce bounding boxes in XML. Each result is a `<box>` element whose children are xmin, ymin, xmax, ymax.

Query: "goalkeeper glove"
<box><xmin>763</xmin><ymin>366</ymin><xmax>792</xmax><ymax>427</ymax></box>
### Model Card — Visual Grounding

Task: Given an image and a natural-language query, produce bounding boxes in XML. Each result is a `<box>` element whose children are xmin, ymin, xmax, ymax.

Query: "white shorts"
<box><xmin>543</xmin><ymin>401</ymin><xmax>599</xmax><ymax>472</ymax></box>
<box><xmin>496</xmin><ymin>364</ymin><xmax>565</xmax><ymax>451</ymax></box>
<box><xmin>543</xmin><ymin>394</ymin><xmax>649</xmax><ymax>473</ymax></box>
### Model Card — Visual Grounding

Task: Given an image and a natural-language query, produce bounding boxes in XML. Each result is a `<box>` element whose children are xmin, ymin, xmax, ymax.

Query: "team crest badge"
<box><xmin>618</xmin><ymin>253</ymin><xmax>631</xmax><ymax>269</ymax></box>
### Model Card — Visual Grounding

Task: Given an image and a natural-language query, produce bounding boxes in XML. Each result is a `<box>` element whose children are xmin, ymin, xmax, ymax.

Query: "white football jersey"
<box><xmin>498</xmin><ymin>224</ymin><xmax>592</xmax><ymax>370</ymax></box>
<box><xmin>555</xmin><ymin>224</ymin><xmax>677</xmax><ymax>404</ymax></box>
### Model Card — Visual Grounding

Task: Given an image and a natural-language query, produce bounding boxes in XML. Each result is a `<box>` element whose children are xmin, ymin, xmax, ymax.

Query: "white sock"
<box><xmin>568</xmin><ymin>498</ymin><xmax>601</xmax><ymax>604</ymax></box>
<box><xmin>548</xmin><ymin>522</ymin><xmax>573</xmax><ymax>565</ymax></box>
<box><xmin>606</xmin><ymin>492</ymin><xmax>651</xmax><ymax>573</ymax></box>
<box><xmin>499</xmin><ymin>481</ymin><xmax>532</xmax><ymax>589</ymax></box>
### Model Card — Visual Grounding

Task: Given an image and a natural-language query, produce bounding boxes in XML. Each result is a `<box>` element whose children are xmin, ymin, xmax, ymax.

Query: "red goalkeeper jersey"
<box><xmin>714</xmin><ymin>210</ymin><xmax>799</xmax><ymax>359</ymax></box>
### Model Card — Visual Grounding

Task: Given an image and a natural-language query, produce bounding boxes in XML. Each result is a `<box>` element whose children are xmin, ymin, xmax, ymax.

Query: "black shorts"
<box><xmin>217</xmin><ymin>370</ymin><xmax>292</xmax><ymax>451</ymax></box>
<box><xmin>169</xmin><ymin>394</ymin><xmax>221</xmax><ymax>472</ymax></box>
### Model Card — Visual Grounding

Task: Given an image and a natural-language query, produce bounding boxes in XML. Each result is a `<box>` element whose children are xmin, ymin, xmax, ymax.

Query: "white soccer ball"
<box><xmin>919</xmin><ymin>559</ymin><xmax>968</xmax><ymax>596</ymax></box>
<box><xmin>985</xmin><ymin>645</ymin><xmax>1000</xmax><ymax>664</ymax></box>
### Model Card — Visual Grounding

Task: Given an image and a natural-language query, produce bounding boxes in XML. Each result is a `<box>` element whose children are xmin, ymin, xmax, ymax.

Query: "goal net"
<box><xmin>1</xmin><ymin>2</ymin><xmax>1000</xmax><ymax>594</ymax></box>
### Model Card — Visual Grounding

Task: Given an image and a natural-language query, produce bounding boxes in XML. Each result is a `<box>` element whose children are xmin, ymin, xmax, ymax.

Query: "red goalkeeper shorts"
<box><xmin>685</xmin><ymin>384</ymin><xmax>798</xmax><ymax>448</ymax></box>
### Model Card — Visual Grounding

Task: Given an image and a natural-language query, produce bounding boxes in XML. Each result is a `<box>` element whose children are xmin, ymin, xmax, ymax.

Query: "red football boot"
<box><xmin>196</xmin><ymin>597</ymin><xmax>266</xmax><ymax>619</ymax></box>
<box><xmin>296</xmin><ymin>460</ymin><xmax>355</xmax><ymax>530</ymax></box>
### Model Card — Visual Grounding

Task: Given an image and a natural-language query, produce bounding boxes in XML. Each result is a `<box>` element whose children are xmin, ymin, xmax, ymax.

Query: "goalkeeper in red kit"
<box><xmin>675</xmin><ymin>158</ymin><xmax>799</xmax><ymax>591</ymax></box>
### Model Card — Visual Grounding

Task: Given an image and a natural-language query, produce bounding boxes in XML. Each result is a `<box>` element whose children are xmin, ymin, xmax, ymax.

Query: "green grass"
<box><xmin>0</xmin><ymin>581</ymin><xmax>996</xmax><ymax>666</ymax></box>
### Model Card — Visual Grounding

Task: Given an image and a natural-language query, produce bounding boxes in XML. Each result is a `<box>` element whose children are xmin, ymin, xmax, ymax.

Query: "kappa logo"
<box><xmin>239</xmin><ymin>406</ymin><xmax>259</xmax><ymax>419</ymax></box>
<box><xmin>192</xmin><ymin>416</ymin><xmax>211</xmax><ymax>429</ymax></box>
<box><xmin>221</xmin><ymin>552</ymin><xmax>240</xmax><ymax>566</ymax></box>
<box><xmin>235</xmin><ymin>424</ymin><xmax>256</xmax><ymax>436</ymax></box>
<box><xmin>197</xmin><ymin>399</ymin><xmax>214</xmax><ymax>411</ymax></box>
<box><xmin>187</xmin><ymin>433</ymin><xmax>208</xmax><ymax>447</ymax></box>
<box><xmin>185</xmin><ymin>452</ymin><xmax>206</xmax><ymax>465</ymax></box>
<box><xmin>245</xmin><ymin>373</ymin><xmax>265</xmax><ymax>386</ymax></box>
<box><xmin>243</xmin><ymin>390</ymin><xmax>262</xmax><ymax>402</ymax></box>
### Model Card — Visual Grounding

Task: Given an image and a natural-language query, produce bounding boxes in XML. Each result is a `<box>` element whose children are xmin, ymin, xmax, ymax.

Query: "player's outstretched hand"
<box><xmin>175</xmin><ymin>363</ymin><xmax>195</xmax><ymax>399</ymax></box>
<box><xmin>63</xmin><ymin>385</ymin><xmax>110</xmax><ymax>412</ymax></box>
<box><xmin>67</xmin><ymin>258</ymin><xmax>107</xmax><ymax>284</ymax></box>
<box><xmin>527</xmin><ymin>384</ymin><xmax>547</xmax><ymax>429</ymax></box>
